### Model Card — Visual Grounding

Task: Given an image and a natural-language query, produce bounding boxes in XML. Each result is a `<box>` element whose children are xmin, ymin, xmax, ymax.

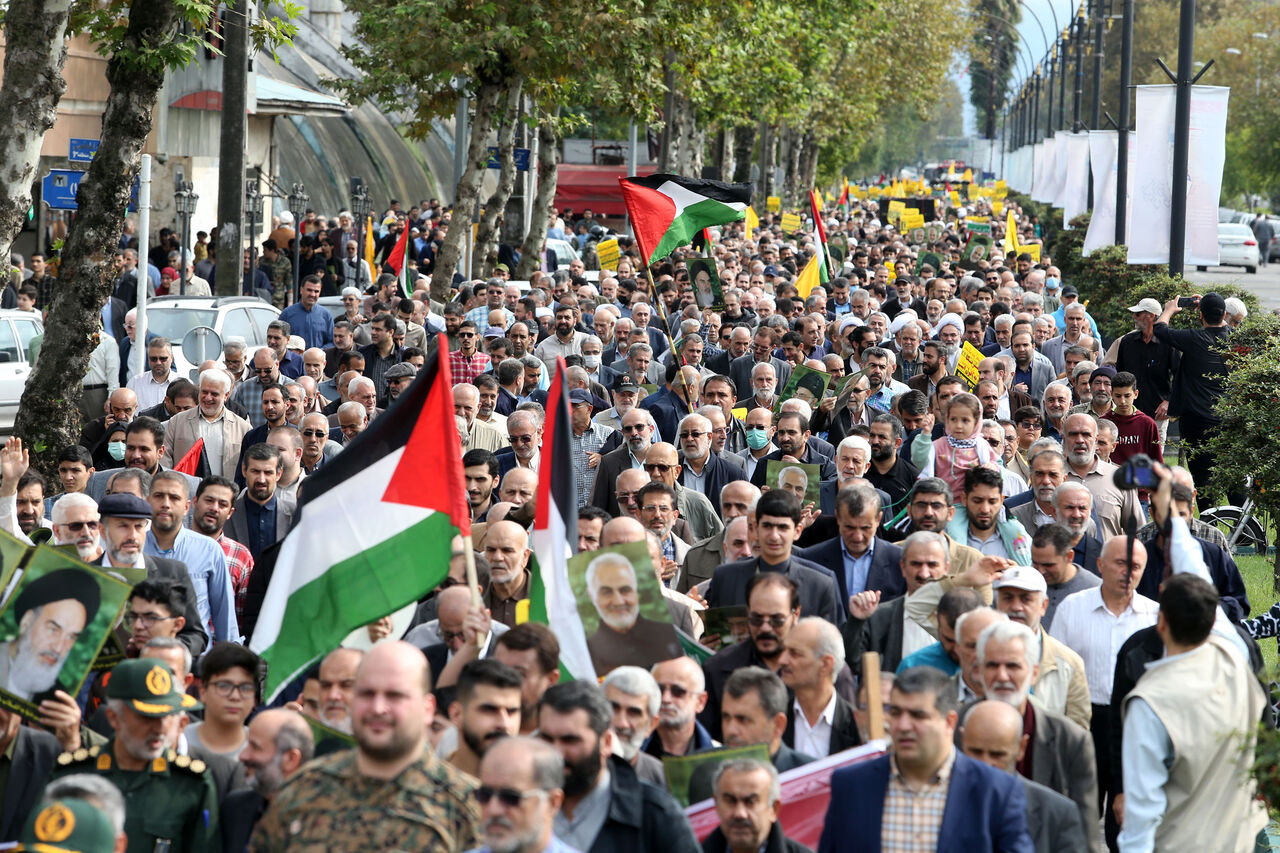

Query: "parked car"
<box><xmin>0</xmin><ymin>310</ymin><xmax>43</xmax><ymax>431</ymax></box>
<box><xmin>543</xmin><ymin>238</ymin><xmax>581</xmax><ymax>271</ymax></box>
<box><xmin>144</xmin><ymin>296</ymin><xmax>280</xmax><ymax>374</ymax></box>
<box><xmin>1214</xmin><ymin>223</ymin><xmax>1260</xmax><ymax>273</ymax></box>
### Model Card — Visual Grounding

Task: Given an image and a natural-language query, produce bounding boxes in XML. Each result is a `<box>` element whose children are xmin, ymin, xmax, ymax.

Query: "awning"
<box><xmin>170</xmin><ymin>78</ymin><xmax>347</xmax><ymax>117</ymax></box>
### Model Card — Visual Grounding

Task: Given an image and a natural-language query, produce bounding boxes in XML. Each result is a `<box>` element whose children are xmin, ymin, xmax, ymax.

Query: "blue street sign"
<box><xmin>42</xmin><ymin>170</ymin><xmax>83</xmax><ymax>210</ymax></box>
<box><xmin>486</xmin><ymin>147</ymin><xmax>531</xmax><ymax>171</ymax></box>
<box><xmin>69</xmin><ymin>138</ymin><xmax>99</xmax><ymax>163</ymax></box>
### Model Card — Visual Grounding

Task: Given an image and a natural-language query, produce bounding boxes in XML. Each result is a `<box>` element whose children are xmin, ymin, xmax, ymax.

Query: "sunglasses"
<box><xmin>747</xmin><ymin>614</ymin><xmax>789</xmax><ymax>629</ymax></box>
<box><xmin>64</xmin><ymin>520</ymin><xmax>99</xmax><ymax>531</ymax></box>
<box><xmin>301</xmin><ymin>429</ymin><xmax>327</xmax><ymax>438</ymax></box>
<box><xmin>476</xmin><ymin>786</ymin><xmax>545</xmax><ymax>808</ymax></box>
<box><xmin>1018</xmin><ymin>421</ymin><xmax>1042</xmax><ymax>430</ymax></box>
<box><xmin>644</xmin><ymin>463</ymin><xmax>673</xmax><ymax>473</ymax></box>
<box><xmin>658</xmin><ymin>682</ymin><xmax>690</xmax><ymax>699</ymax></box>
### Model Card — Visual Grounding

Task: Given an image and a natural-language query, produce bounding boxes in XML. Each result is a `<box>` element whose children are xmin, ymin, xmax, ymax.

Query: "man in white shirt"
<box><xmin>779</xmin><ymin>617</ymin><xmax>858</xmax><ymax>758</ymax></box>
<box><xmin>126</xmin><ymin>337</ymin><xmax>174</xmax><ymax>410</ymax></box>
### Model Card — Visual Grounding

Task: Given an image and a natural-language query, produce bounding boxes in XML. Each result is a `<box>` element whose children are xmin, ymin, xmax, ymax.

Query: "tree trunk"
<box><xmin>717</xmin><ymin>128</ymin><xmax>734</xmax><ymax>184</ymax></box>
<box><xmin>514</xmin><ymin>111</ymin><xmax>559</xmax><ymax>280</ymax></box>
<box><xmin>688</xmin><ymin>125</ymin><xmax>705</xmax><ymax>179</ymax></box>
<box><xmin>0</xmin><ymin>0</ymin><xmax>72</xmax><ymax>266</ymax></box>
<box><xmin>800</xmin><ymin>132</ymin><xmax>820</xmax><ymax>196</ymax></box>
<box><xmin>430</xmin><ymin>81</ymin><xmax>503</xmax><ymax>303</ymax></box>
<box><xmin>658</xmin><ymin>58</ymin><xmax>676</xmax><ymax>172</ymax></box>
<box><xmin>732</xmin><ymin>125</ymin><xmax>755</xmax><ymax>184</ymax></box>
<box><xmin>14</xmin><ymin>0</ymin><xmax>179</xmax><ymax>476</ymax></box>
<box><xmin>759</xmin><ymin>122</ymin><xmax>774</xmax><ymax>198</ymax></box>
<box><xmin>785</xmin><ymin>127</ymin><xmax>803</xmax><ymax>206</ymax></box>
<box><xmin>472</xmin><ymin>77</ymin><xmax>523</xmax><ymax>279</ymax></box>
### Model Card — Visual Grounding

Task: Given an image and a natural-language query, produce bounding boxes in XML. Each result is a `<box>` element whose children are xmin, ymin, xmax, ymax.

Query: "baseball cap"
<box><xmin>1199</xmin><ymin>292</ymin><xmax>1226</xmax><ymax>314</ymax></box>
<box><xmin>19</xmin><ymin>798</ymin><xmax>117</xmax><ymax>853</ymax></box>
<box><xmin>1127</xmin><ymin>297</ymin><xmax>1162</xmax><ymax>315</ymax></box>
<box><xmin>106</xmin><ymin>659</ymin><xmax>201</xmax><ymax>717</ymax></box>
<box><xmin>569</xmin><ymin>389</ymin><xmax>593</xmax><ymax>405</ymax></box>
<box><xmin>97</xmin><ymin>493</ymin><xmax>152</xmax><ymax>520</ymax></box>
<box><xmin>483</xmin><ymin>326</ymin><xmax>504</xmax><ymax>339</ymax></box>
<box><xmin>613</xmin><ymin>375</ymin><xmax>639</xmax><ymax>393</ymax></box>
<box><xmin>1061</xmin><ymin>285</ymin><xmax>1079</xmax><ymax>298</ymax></box>
<box><xmin>992</xmin><ymin>565</ymin><xmax>1047</xmax><ymax>594</ymax></box>
<box><xmin>763</xmin><ymin>265</ymin><xmax>780</xmax><ymax>277</ymax></box>
<box><xmin>287</xmin><ymin>335</ymin><xmax>305</xmax><ymax>352</ymax></box>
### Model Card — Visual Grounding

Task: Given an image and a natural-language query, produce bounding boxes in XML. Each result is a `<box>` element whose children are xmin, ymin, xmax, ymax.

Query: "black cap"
<box><xmin>1061</xmin><ymin>285</ymin><xmax>1079</xmax><ymax>298</ymax></box>
<box><xmin>97</xmin><ymin>493</ymin><xmax>153</xmax><ymax>520</ymax></box>
<box><xmin>14</xmin><ymin>568</ymin><xmax>101</xmax><ymax>622</ymax></box>
<box><xmin>612</xmin><ymin>374</ymin><xmax>639</xmax><ymax>393</ymax></box>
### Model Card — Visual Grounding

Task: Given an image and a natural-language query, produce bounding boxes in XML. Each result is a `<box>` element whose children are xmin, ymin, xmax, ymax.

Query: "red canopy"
<box><xmin>554</xmin><ymin>164</ymin><xmax>656</xmax><ymax>217</ymax></box>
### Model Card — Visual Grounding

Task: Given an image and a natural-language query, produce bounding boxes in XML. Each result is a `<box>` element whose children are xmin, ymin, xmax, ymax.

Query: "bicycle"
<box><xmin>1200</xmin><ymin>476</ymin><xmax>1271</xmax><ymax>556</ymax></box>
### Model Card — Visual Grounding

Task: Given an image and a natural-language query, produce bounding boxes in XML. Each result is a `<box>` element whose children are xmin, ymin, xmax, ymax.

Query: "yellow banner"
<box><xmin>967</xmin><ymin>215</ymin><xmax>990</xmax><ymax>224</ymax></box>
<box><xmin>884</xmin><ymin>260</ymin><xmax>896</xmax><ymax>281</ymax></box>
<box><xmin>954</xmin><ymin>341</ymin><xmax>986</xmax><ymax>391</ymax></box>
<box><xmin>795</xmin><ymin>255</ymin><xmax>821</xmax><ymax>298</ymax></box>
<box><xmin>1024</xmin><ymin>243</ymin><xmax>1041</xmax><ymax>262</ymax></box>
<box><xmin>901</xmin><ymin>213</ymin><xmax>925</xmax><ymax>230</ymax></box>
<box><xmin>779</xmin><ymin>212</ymin><xmax>802</xmax><ymax>233</ymax></box>
<box><xmin>744</xmin><ymin>207</ymin><xmax>759</xmax><ymax>241</ymax></box>
<box><xmin>949</xmin><ymin>191</ymin><xmax>960</xmax><ymax>206</ymax></box>
<box><xmin>992</xmin><ymin>199</ymin><xmax>1004</xmax><ymax>217</ymax></box>
<box><xmin>766</xmin><ymin>196</ymin><xmax>781</xmax><ymax>212</ymax></box>
<box><xmin>596</xmin><ymin>238</ymin><xmax>620</xmax><ymax>271</ymax></box>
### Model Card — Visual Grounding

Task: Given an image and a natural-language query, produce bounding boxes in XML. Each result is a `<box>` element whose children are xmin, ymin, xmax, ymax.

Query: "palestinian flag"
<box><xmin>837</xmin><ymin>177</ymin><xmax>850</xmax><ymax>215</ymax></box>
<box><xmin>251</xmin><ymin>333</ymin><xmax>470</xmax><ymax>699</ymax></box>
<box><xmin>385</xmin><ymin>220</ymin><xmax>411</xmax><ymax>292</ymax></box>
<box><xmin>172</xmin><ymin>437</ymin><xmax>210</xmax><ymax>480</ymax></box>
<box><xmin>528</xmin><ymin>358</ymin><xmax>595</xmax><ymax>682</ymax></box>
<box><xmin>618</xmin><ymin>174</ymin><xmax>751</xmax><ymax>266</ymax></box>
<box><xmin>808</xmin><ymin>190</ymin><xmax>831</xmax><ymax>285</ymax></box>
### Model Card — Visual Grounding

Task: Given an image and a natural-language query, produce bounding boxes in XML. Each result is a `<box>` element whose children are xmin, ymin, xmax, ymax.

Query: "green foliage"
<box><xmin>1203</xmin><ymin>315</ymin><xmax>1280</xmax><ymax>536</ymax></box>
<box><xmin>968</xmin><ymin>0</ymin><xmax>1020</xmax><ymax>139</ymax></box>
<box><xmin>1048</xmin><ymin>212</ymin><xmax>1089</xmax><ymax>279</ymax></box>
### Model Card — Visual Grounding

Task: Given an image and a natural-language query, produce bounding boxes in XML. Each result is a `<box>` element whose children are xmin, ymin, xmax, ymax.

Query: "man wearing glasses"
<box><xmin>448</xmin><ymin>320</ymin><xmax>492</xmax><ymax>385</ymax></box>
<box><xmin>126</xmin><ymin>337</ymin><xmax>174</xmax><ymax>409</ymax></box>
<box><xmin>189</xmin><ymin>643</ymin><xmax>260</xmax><ymax>758</ymax></box>
<box><xmin>473</xmin><ymin>736</ymin><xmax>576</xmax><ymax>853</ymax></box>
<box><xmin>123</xmin><ymin>579</ymin><xmax>187</xmax><ymax>657</ymax></box>
<box><xmin>230</xmin><ymin>348</ymin><xmax>297</xmax><ymax>430</ymax></box>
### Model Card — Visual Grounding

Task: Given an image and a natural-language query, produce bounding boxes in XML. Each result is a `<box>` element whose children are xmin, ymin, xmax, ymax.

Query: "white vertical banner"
<box><xmin>1127</xmin><ymin>85</ymin><xmax>1231</xmax><ymax>266</ymax></box>
<box><xmin>1083</xmin><ymin>130</ymin><xmax>1119</xmax><ymax>256</ymax></box>
<box><xmin>1032</xmin><ymin>139</ymin><xmax>1054</xmax><ymax>202</ymax></box>
<box><xmin>1060</xmin><ymin>132</ymin><xmax>1092</xmax><ymax>228</ymax></box>
<box><xmin>1052</xmin><ymin>133</ymin><xmax>1072</xmax><ymax>208</ymax></box>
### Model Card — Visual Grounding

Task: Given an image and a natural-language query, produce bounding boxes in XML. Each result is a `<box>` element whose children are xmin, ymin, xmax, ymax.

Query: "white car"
<box><xmin>1216</xmin><ymin>223</ymin><xmax>1260</xmax><ymax>273</ymax></box>
<box><xmin>544</xmin><ymin>239</ymin><xmax>581</xmax><ymax>271</ymax></box>
<box><xmin>0</xmin><ymin>310</ymin><xmax>43</xmax><ymax>431</ymax></box>
<box><xmin>144</xmin><ymin>296</ymin><xmax>280</xmax><ymax>374</ymax></box>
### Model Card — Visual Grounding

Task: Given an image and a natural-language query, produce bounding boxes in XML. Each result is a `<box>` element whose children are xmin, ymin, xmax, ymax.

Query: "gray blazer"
<box><xmin>1022</xmin><ymin>777</ymin><xmax>1090</xmax><ymax>853</ymax></box>
<box><xmin>225</xmin><ymin>490</ymin><xmax>297</xmax><ymax>555</ymax></box>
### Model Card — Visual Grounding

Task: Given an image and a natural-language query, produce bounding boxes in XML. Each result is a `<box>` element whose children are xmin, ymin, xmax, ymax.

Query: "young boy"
<box><xmin>1103</xmin><ymin>370</ymin><xmax>1162</xmax><ymax>466</ymax></box>
<box><xmin>189</xmin><ymin>643</ymin><xmax>260</xmax><ymax>759</ymax></box>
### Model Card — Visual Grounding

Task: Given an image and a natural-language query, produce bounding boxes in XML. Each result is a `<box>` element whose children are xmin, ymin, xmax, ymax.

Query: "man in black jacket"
<box><xmin>0</xmin><ymin>708</ymin><xmax>60</xmax><ymax>842</ymax></box>
<box><xmin>701</xmin><ymin>758</ymin><xmax>813</xmax><ymax>853</ymax></box>
<box><xmin>537</xmin><ymin>681</ymin><xmax>699</xmax><ymax>853</ymax></box>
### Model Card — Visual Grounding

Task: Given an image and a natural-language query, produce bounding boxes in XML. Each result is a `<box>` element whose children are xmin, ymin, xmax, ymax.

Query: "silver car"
<box><xmin>143</xmin><ymin>296</ymin><xmax>280</xmax><ymax>374</ymax></box>
<box><xmin>0</xmin><ymin>310</ymin><xmax>43</xmax><ymax>430</ymax></box>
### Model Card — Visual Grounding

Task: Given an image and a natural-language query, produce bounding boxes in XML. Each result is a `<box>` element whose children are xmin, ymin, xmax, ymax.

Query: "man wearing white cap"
<box><xmin>992</xmin><ymin>564</ymin><xmax>1091</xmax><ymax>730</ymax></box>
<box><xmin>1109</xmin><ymin>297</ymin><xmax>1175</xmax><ymax>445</ymax></box>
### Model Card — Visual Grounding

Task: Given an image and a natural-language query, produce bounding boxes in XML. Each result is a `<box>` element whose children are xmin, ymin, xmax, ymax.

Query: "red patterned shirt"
<box><xmin>448</xmin><ymin>349</ymin><xmax>492</xmax><ymax>384</ymax></box>
<box><xmin>215</xmin><ymin>532</ymin><xmax>255</xmax><ymax>625</ymax></box>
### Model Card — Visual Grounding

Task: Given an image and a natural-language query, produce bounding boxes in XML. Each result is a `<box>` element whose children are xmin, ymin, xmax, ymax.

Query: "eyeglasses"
<box><xmin>678</xmin><ymin>431</ymin><xmax>708</xmax><ymax>439</ymax></box>
<box><xmin>658</xmin><ymin>682</ymin><xmax>690</xmax><ymax>699</ymax></box>
<box><xmin>458</xmin><ymin>332</ymin><xmax>476</xmax><ymax>339</ymax></box>
<box><xmin>209</xmin><ymin>680</ymin><xmax>256</xmax><ymax>698</ymax></box>
<box><xmin>747</xmin><ymin>614</ymin><xmax>789</xmax><ymax>629</ymax></box>
<box><xmin>148</xmin><ymin>356</ymin><xmax>170</xmax><ymax>362</ymax></box>
<box><xmin>63</xmin><ymin>520</ymin><xmax>99</xmax><ymax>531</ymax></box>
<box><xmin>301</xmin><ymin>429</ymin><xmax>327</xmax><ymax>438</ymax></box>
<box><xmin>476</xmin><ymin>786</ymin><xmax>547</xmax><ymax>808</ymax></box>
<box><xmin>621</xmin><ymin>424</ymin><xmax>647</xmax><ymax>433</ymax></box>
<box><xmin>985</xmin><ymin>437</ymin><xmax>1002</xmax><ymax>448</ymax></box>
<box><xmin>123</xmin><ymin>611</ymin><xmax>177</xmax><ymax>628</ymax></box>
<box><xmin>644</xmin><ymin>463</ymin><xmax>673</xmax><ymax>473</ymax></box>
<box><xmin>642</xmin><ymin>505</ymin><xmax>673</xmax><ymax>514</ymax></box>
<box><xmin>510</xmin><ymin>434</ymin><xmax>535</xmax><ymax>443</ymax></box>
<box><xmin>253</xmin><ymin>367</ymin><xmax>275</xmax><ymax>374</ymax></box>
<box><xmin>441</xmin><ymin>629</ymin><xmax>467</xmax><ymax>644</ymax></box>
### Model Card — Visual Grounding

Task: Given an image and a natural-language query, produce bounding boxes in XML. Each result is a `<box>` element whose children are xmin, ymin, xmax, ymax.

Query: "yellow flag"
<box><xmin>1003</xmin><ymin>209</ymin><xmax>1019</xmax><ymax>255</ymax></box>
<box><xmin>962</xmin><ymin>168</ymin><xmax>973</xmax><ymax>183</ymax></box>
<box><xmin>745</xmin><ymin>206</ymin><xmax>759</xmax><ymax>241</ymax></box>
<box><xmin>365</xmin><ymin>216</ymin><xmax>376</xmax><ymax>273</ymax></box>
<box><xmin>795</xmin><ymin>255</ymin><xmax>821</xmax><ymax>299</ymax></box>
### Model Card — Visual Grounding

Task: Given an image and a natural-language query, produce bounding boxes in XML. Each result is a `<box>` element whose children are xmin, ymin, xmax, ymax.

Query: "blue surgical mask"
<box><xmin>1046</xmin><ymin>276</ymin><xmax>1060</xmax><ymax>290</ymax></box>
<box><xmin>746</xmin><ymin>427</ymin><xmax>770</xmax><ymax>450</ymax></box>
<box><xmin>107</xmin><ymin>441</ymin><xmax>126</xmax><ymax>461</ymax></box>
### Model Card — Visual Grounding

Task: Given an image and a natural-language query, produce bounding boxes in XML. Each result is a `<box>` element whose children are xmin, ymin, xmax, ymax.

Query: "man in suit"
<box><xmin>780</xmin><ymin>617</ymin><xmax>861</xmax><ymax>758</ymax></box>
<box><xmin>705</xmin><ymin>490</ymin><xmax>842</xmax><ymax>625</ymax></box>
<box><xmin>797</xmin><ymin>484</ymin><xmax>904</xmax><ymax>616</ymax></box>
<box><xmin>682</xmin><ymin>485</ymin><xmax>759</xmax><ymax>594</ymax></box>
<box><xmin>225</xmin><ymin>443</ymin><xmax>297</xmax><ymax>564</ymax></box>
<box><xmin>748</xmin><ymin>411</ymin><xmax>836</xmax><ymax>489</ymax></box>
<box><xmin>676</xmin><ymin>412</ymin><xmax>745</xmax><ymax>516</ymax></box>
<box><xmin>163</xmin><ymin>369</ymin><xmax>252</xmax><ymax>480</ymax></box>
<box><xmin>590</xmin><ymin>408</ymin><xmax>657</xmax><ymax>517</ymax></box>
<box><xmin>0</xmin><ymin>708</ymin><xmax>60</xmax><ymax>842</ymax></box>
<box><xmin>223</xmin><ymin>708</ymin><xmax>316</xmax><ymax>853</ymax></box>
<box><xmin>960</xmin><ymin>700</ymin><xmax>1090</xmax><ymax>853</ymax></box>
<box><xmin>817</xmin><ymin>666</ymin><xmax>1033</xmax><ymax>853</ymax></box>
<box><xmin>841</xmin><ymin>530</ymin><xmax>951</xmax><ymax>676</ymax></box>
<box><xmin>1008</xmin><ymin>331</ymin><xmax>1056</xmax><ymax>400</ymax></box>
<box><xmin>640</xmin><ymin>363</ymin><xmax>700</xmax><ymax>445</ymax></box>
<box><xmin>730</xmin><ymin>328</ymin><xmax>792</xmax><ymax>400</ymax></box>
<box><xmin>962</xmin><ymin>620</ymin><xmax>1100</xmax><ymax>850</ymax></box>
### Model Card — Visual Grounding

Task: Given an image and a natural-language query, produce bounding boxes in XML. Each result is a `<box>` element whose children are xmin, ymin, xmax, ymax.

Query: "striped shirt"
<box><xmin>882</xmin><ymin>750</ymin><xmax>955</xmax><ymax>851</ymax></box>
<box><xmin>569</xmin><ymin>422</ymin><xmax>614</xmax><ymax>506</ymax></box>
<box><xmin>1049</xmin><ymin>586</ymin><xmax>1158</xmax><ymax>704</ymax></box>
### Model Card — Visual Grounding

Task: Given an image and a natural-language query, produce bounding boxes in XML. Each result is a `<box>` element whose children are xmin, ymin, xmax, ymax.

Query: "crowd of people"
<box><xmin>2</xmin><ymin>187</ymin><xmax>1272</xmax><ymax>853</ymax></box>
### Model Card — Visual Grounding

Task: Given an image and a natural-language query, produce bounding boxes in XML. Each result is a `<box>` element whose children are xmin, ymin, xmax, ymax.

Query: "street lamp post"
<box><xmin>1116</xmin><ymin>0</ymin><xmax>1134</xmax><ymax>245</ymax></box>
<box><xmin>350</xmin><ymin>183</ymin><xmax>371</xmax><ymax>288</ymax></box>
<box><xmin>245</xmin><ymin>181</ymin><xmax>264</xmax><ymax>293</ymax></box>
<box><xmin>174</xmin><ymin>181</ymin><xmax>198</xmax><ymax>296</ymax></box>
<box><xmin>287</xmin><ymin>182</ymin><xmax>309</xmax><ymax>304</ymax></box>
<box><xmin>1072</xmin><ymin>3</ymin><xmax>1086</xmax><ymax>130</ymax></box>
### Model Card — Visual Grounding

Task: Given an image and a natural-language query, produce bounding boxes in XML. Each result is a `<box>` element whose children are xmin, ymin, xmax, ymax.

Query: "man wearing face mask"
<box><xmin>737</xmin><ymin>406</ymin><xmax>777</xmax><ymax>481</ymax></box>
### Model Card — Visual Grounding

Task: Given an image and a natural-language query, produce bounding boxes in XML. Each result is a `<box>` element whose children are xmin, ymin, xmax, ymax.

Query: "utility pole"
<box><xmin>1167</xmin><ymin>0</ymin><xmax>1197</xmax><ymax>275</ymax></box>
<box><xmin>1072</xmin><ymin>4</ymin><xmax>1085</xmax><ymax>130</ymax></box>
<box><xmin>1058</xmin><ymin>30</ymin><xmax>1069</xmax><ymax>132</ymax></box>
<box><xmin>215</xmin><ymin>0</ymin><xmax>248</xmax><ymax>297</ymax></box>
<box><xmin>1116</xmin><ymin>0</ymin><xmax>1134</xmax><ymax>245</ymax></box>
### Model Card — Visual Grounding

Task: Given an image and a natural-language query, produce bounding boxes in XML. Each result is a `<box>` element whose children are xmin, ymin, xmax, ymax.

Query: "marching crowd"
<box><xmin>3</xmin><ymin>189</ymin><xmax>1272</xmax><ymax>853</ymax></box>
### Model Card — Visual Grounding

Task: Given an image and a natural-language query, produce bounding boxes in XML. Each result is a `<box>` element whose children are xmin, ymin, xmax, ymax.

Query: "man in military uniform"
<box><xmin>252</xmin><ymin>641</ymin><xmax>481</xmax><ymax>851</ymax></box>
<box><xmin>47</xmin><ymin>658</ymin><xmax>219</xmax><ymax>853</ymax></box>
<box><xmin>0</xmin><ymin>568</ymin><xmax>101</xmax><ymax>703</ymax></box>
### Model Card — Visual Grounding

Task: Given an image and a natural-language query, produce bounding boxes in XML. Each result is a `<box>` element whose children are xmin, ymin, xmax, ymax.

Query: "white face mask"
<box><xmin>583</xmin><ymin>354</ymin><xmax>600</xmax><ymax>369</ymax></box>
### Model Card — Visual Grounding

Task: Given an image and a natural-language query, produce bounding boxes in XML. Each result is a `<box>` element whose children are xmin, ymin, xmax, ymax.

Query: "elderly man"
<box><xmin>641</xmin><ymin>441</ymin><xmax>722</xmax><ymax>542</ymax></box>
<box><xmin>222</xmin><ymin>709</ymin><xmax>316</xmax><ymax>850</ymax></box>
<box><xmin>968</xmin><ymin>620</ymin><xmax>1100</xmax><ymax>849</ymax></box>
<box><xmin>230</xmin><ymin>348</ymin><xmax>296</xmax><ymax>429</ymax></box>
<box><xmin>472</xmin><ymin>736</ymin><xmax>573</xmax><ymax>853</ymax></box>
<box><xmin>703</xmin><ymin>758</ymin><xmax>809</xmax><ymax>853</ymax></box>
<box><xmin>584</xmin><ymin>551</ymin><xmax>682</xmax><ymax>674</ymax></box>
<box><xmin>161</xmin><ymin>369</ymin><xmax>251</xmax><ymax>479</ymax></box>
<box><xmin>455</xmin><ymin>383</ymin><xmax>506</xmax><ymax>453</ymax></box>
<box><xmin>677</xmin><ymin>412</ymin><xmax>744</xmax><ymax>512</ymax></box>
<box><xmin>1061</xmin><ymin>413</ymin><xmax>1144</xmax><ymax>538</ymax></box>
<box><xmin>644</xmin><ymin>656</ymin><xmax>716</xmax><ymax>759</ymax></box>
<box><xmin>960</xmin><ymin>701</ymin><xmax>1090</xmax><ymax>853</ymax></box>
<box><xmin>495</xmin><ymin>410</ymin><xmax>542</xmax><ymax>479</ymax></box>
<box><xmin>602</xmin><ymin>665</ymin><xmax>665</xmax><ymax>786</ymax></box>
<box><xmin>779</xmin><ymin>617</ymin><xmax>860</xmax><ymax>758</ymax></box>
<box><xmin>682</xmin><ymin>482</ymin><xmax>760</xmax><ymax>593</ymax></box>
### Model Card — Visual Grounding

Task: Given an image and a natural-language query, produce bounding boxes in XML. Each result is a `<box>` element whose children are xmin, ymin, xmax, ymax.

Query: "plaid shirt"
<box><xmin>569</xmin><ymin>422</ymin><xmax>614</xmax><ymax>506</ymax></box>
<box><xmin>881</xmin><ymin>750</ymin><xmax>955</xmax><ymax>852</ymax></box>
<box><xmin>216</xmin><ymin>532</ymin><xmax>255</xmax><ymax>625</ymax></box>
<box><xmin>449</xmin><ymin>349</ymin><xmax>492</xmax><ymax>384</ymax></box>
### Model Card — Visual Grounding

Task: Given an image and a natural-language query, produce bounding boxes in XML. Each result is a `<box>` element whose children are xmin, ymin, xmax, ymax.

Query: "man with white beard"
<box><xmin>584</xmin><ymin>552</ymin><xmax>682</xmax><ymax>674</ymax></box>
<box><xmin>0</xmin><ymin>569</ymin><xmax>99</xmax><ymax>701</ymax></box>
<box><xmin>601</xmin><ymin>666</ymin><xmax>666</xmax><ymax>786</ymax></box>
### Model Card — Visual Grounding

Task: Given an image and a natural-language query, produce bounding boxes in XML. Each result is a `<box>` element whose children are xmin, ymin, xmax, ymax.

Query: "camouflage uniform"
<box><xmin>250</xmin><ymin>747</ymin><xmax>481</xmax><ymax>852</ymax></box>
<box><xmin>47</xmin><ymin>743</ymin><xmax>219</xmax><ymax>853</ymax></box>
<box><xmin>270</xmin><ymin>254</ymin><xmax>293</xmax><ymax>308</ymax></box>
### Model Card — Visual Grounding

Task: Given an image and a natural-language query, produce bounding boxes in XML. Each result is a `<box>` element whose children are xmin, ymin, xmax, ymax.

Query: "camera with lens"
<box><xmin>1113</xmin><ymin>454</ymin><xmax>1155</xmax><ymax>491</ymax></box>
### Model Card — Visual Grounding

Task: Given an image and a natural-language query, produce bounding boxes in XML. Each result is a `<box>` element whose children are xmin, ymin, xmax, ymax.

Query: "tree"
<box><xmin>514</xmin><ymin>110</ymin><xmax>560</xmax><ymax>281</ymax></box>
<box><xmin>14</xmin><ymin>0</ymin><xmax>298</xmax><ymax>474</ymax></box>
<box><xmin>472</xmin><ymin>79</ymin><xmax>523</xmax><ymax>279</ymax></box>
<box><xmin>969</xmin><ymin>0</ymin><xmax>1020</xmax><ymax>139</ymax></box>
<box><xmin>0</xmin><ymin>0</ymin><xmax>73</xmax><ymax>269</ymax></box>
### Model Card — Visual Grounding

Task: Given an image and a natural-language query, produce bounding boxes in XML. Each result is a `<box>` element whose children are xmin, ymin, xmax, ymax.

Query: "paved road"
<box><xmin>1185</xmin><ymin>261</ymin><xmax>1280</xmax><ymax>311</ymax></box>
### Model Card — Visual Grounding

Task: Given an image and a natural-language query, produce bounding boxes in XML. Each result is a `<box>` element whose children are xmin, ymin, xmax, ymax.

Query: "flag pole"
<box><xmin>464</xmin><ymin>544</ymin><xmax>481</xmax><ymax>608</ymax></box>
<box><xmin>643</xmin><ymin>263</ymin><xmax>694</xmax><ymax>412</ymax></box>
